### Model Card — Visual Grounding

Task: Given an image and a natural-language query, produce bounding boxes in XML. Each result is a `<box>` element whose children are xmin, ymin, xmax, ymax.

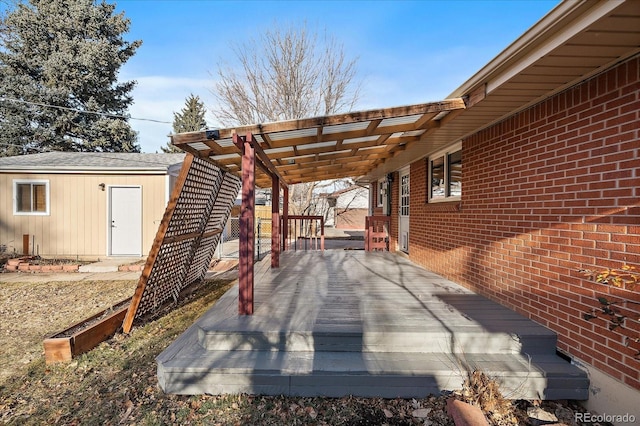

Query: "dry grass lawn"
<box><xmin>0</xmin><ymin>279</ymin><xmax>135</xmax><ymax>384</ymax></box>
<box><xmin>0</xmin><ymin>276</ymin><xmax>595</xmax><ymax>425</ymax></box>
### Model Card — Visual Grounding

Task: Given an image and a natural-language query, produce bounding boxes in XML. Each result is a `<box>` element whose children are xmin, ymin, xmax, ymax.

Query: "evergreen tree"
<box><xmin>162</xmin><ymin>94</ymin><xmax>207</xmax><ymax>153</ymax></box>
<box><xmin>0</xmin><ymin>0</ymin><xmax>141</xmax><ymax>156</ymax></box>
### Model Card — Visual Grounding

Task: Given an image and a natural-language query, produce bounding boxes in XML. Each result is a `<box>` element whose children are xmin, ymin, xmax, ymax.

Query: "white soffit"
<box><xmin>269</xmin><ymin>128</ymin><xmax>317</xmax><ymax>141</ymax></box>
<box><xmin>323</xmin><ymin>122</ymin><xmax>370</xmax><ymax>134</ymax></box>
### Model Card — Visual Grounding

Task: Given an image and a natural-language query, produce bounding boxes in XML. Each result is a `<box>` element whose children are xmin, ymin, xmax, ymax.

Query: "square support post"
<box><xmin>235</xmin><ymin>133</ymin><xmax>255</xmax><ymax>315</ymax></box>
<box><xmin>282</xmin><ymin>185</ymin><xmax>289</xmax><ymax>251</ymax></box>
<box><xmin>271</xmin><ymin>176</ymin><xmax>280</xmax><ymax>268</ymax></box>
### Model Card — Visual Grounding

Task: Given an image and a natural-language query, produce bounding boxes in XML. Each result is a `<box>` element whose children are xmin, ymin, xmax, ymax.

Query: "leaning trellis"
<box><xmin>43</xmin><ymin>153</ymin><xmax>241</xmax><ymax>361</ymax></box>
<box><xmin>122</xmin><ymin>153</ymin><xmax>241</xmax><ymax>333</ymax></box>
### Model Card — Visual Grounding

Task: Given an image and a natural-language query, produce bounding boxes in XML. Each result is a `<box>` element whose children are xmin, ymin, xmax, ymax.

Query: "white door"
<box><xmin>398</xmin><ymin>168</ymin><xmax>410</xmax><ymax>253</ymax></box>
<box><xmin>109</xmin><ymin>186</ymin><xmax>142</xmax><ymax>256</ymax></box>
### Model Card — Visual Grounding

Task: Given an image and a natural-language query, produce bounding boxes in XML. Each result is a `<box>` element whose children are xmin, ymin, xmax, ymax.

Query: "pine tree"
<box><xmin>0</xmin><ymin>0</ymin><xmax>141</xmax><ymax>156</ymax></box>
<box><xmin>162</xmin><ymin>94</ymin><xmax>207</xmax><ymax>153</ymax></box>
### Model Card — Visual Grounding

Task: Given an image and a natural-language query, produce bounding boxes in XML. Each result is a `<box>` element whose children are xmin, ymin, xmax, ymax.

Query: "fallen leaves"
<box><xmin>0</xmin><ymin>278</ymin><xmax>596</xmax><ymax>426</ymax></box>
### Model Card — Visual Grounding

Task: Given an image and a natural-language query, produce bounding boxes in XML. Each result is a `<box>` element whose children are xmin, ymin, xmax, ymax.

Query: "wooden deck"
<box><xmin>157</xmin><ymin>250</ymin><xmax>588</xmax><ymax>399</ymax></box>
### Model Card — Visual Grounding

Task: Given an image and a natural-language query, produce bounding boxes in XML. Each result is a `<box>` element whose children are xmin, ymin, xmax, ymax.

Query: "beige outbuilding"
<box><xmin>0</xmin><ymin>152</ymin><xmax>184</xmax><ymax>260</ymax></box>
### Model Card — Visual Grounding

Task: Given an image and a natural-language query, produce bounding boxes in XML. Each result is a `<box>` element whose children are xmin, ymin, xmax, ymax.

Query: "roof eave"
<box><xmin>450</xmin><ymin>0</ymin><xmax>615</xmax><ymax>99</ymax></box>
<box><xmin>0</xmin><ymin>166</ymin><xmax>176</xmax><ymax>174</ymax></box>
<box><xmin>360</xmin><ymin>0</ymin><xmax>639</xmax><ymax>183</ymax></box>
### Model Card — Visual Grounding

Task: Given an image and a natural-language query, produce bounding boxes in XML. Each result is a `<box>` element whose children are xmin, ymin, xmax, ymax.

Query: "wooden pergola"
<box><xmin>122</xmin><ymin>99</ymin><xmax>467</xmax><ymax>330</ymax></box>
<box><xmin>171</xmin><ymin>99</ymin><xmax>466</xmax><ymax>187</ymax></box>
<box><xmin>175</xmin><ymin>99</ymin><xmax>466</xmax><ymax>314</ymax></box>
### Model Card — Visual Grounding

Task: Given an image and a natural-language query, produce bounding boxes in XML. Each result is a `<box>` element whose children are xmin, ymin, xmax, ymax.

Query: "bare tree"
<box><xmin>211</xmin><ymin>22</ymin><xmax>362</xmax><ymax>222</ymax></box>
<box><xmin>212</xmin><ymin>23</ymin><xmax>360</xmax><ymax>126</ymax></box>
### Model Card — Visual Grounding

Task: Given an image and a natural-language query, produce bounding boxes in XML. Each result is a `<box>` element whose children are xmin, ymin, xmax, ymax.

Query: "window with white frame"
<box><xmin>13</xmin><ymin>180</ymin><xmax>50</xmax><ymax>215</ymax></box>
<box><xmin>377</xmin><ymin>179</ymin><xmax>384</xmax><ymax>207</ymax></box>
<box><xmin>428</xmin><ymin>142</ymin><xmax>461</xmax><ymax>202</ymax></box>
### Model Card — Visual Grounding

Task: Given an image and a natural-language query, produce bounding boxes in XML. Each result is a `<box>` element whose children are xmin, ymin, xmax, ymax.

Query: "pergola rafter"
<box><xmin>171</xmin><ymin>98</ymin><xmax>466</xmax><ymax>187</ymax></box>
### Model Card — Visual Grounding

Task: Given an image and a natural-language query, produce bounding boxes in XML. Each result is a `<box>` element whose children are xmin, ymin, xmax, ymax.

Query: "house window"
<box><xmin>13</xmin><ymin>180</ymin><xmax>50</xmax><ymax>215</ymax></box>
<box><xmin>428</xmin><ymin>142</ymin><xmax>461</xmax><ymax>202</ymax></box>
<box><xmin>377</xmin><ymin>180</ymin><xmax>384</xmax><ymax>207</ymax></box>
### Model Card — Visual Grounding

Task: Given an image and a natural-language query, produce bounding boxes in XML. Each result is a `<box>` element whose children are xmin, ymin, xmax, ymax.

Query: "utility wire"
<box><xmin>0</xmin><ymin>96</ymin><xmax>172</xmax><ymax>124</ymax></box>
<box><xmin>0</xmin><ymin>141</ymin><xmax>185</xmax><ymax>163</ymax></box>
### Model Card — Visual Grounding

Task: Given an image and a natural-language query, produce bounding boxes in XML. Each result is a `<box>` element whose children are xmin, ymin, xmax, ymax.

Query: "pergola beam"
<box><xmin>170</xmin><ymin>97</ymin><xmax>467</xmax><ymax>188</ymax></box>
<box><xmin>252</xmin><ymin>137</ymin><xmax>288</xmax><ymax>189</ymax></box>
<box><xmin>215</xmin><ymin>98</ymin><xmax>465</xmax><ymax>139</ymax></box>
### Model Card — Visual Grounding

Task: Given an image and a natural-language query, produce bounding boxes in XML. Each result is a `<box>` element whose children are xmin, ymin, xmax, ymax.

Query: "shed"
<box><xmin>325</xmin><ymin>185</ymin><xmax>369</xmax><ymax>229</ymax></box>
<box><xmin>0</xmin><ymin>152</ymin><xmax>184</xmax><ymax>259</ymax></box>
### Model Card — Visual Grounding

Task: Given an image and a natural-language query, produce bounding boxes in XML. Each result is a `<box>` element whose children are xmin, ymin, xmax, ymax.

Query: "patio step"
<box><xmin>156</xmin><ymin>251</ymin><xmax>589</xmax><ymax>400</ymax></box>
<box><xmin>157</xmin><ymin>346</ymin><xmax>588</xmax><ymax>400</ymax></box>
<box><xmin>196</xmin><ymin>287</ymin><xmax>559</xmax><ymax>355</ymax></box>
<box><xmin>197</xmin><ymin>326</ymin><xmax>558</xmax><ymax>355</ymax></box>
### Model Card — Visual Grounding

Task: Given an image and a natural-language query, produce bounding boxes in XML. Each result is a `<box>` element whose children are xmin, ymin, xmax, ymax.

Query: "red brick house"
<box><xmin>135</xmin><ymin>0</ymin><xmax>638</xmax><ymax>417</ymax></box>
<box><xmin>368</xmin><ymin>1</ymin><xmax>640</xmax><ymax>416</ymax></box>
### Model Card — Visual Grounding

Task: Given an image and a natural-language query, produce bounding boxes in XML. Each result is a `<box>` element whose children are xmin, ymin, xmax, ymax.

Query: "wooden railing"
<box><xmin>284</xmin><ymin>215</ymin><xmax>324</xmax><ymax>251</ymax></box>
<box><xmin>365</xmin><ymin>216</ymin><xmax>390</xmax><ymax>251</ymax></box>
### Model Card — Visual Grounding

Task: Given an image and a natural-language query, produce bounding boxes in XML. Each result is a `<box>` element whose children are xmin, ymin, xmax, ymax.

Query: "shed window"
<box><xmin>14</xmin><ymin>180</ymin><xmax>50</xmax><ymax>215</ymax></box>
<box><xmin>428</xmin><ymin>142</ymin><xmax>461</xmax><ymax>202</ymax></box>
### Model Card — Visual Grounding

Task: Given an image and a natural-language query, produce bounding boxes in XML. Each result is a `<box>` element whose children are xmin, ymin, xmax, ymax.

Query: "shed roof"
<box><xmin>0</xmin><ymin>152</ymin><xmax>185</xmax><ymax>174</ymax></box>
<box><xmin>170</xmin><ymin>0</ymin><xmax>639</xmax><ymax>188</ymax></box>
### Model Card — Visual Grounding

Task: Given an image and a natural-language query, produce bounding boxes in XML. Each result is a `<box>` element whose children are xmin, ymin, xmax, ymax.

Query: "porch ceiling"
<box><xmin>170</xmin><ymin>99</ymin><xmax>466</xmax><ymax>188</ymax></box>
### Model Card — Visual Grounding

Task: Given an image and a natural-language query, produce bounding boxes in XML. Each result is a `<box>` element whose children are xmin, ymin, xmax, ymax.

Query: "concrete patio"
<box><xmin>157</xmin><ymin>250</ymin><xmax>588</xmax><ymax>400</ymax></box>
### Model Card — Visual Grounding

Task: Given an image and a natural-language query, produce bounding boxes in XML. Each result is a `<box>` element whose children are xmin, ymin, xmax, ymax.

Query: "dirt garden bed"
<box><xmin>0</xmin><ymin>278</ymin><xmax>136</xmax><ymax>386</ymax></box>
<box><xmin>3</xmin><ymin>256</ymin><xmax>88</xmax><ymax>273</ymax></box>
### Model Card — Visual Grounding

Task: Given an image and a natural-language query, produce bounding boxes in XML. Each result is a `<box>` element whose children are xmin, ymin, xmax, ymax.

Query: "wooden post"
<box><xmin>271</xmin><ymin>177</ymin><xmax>280</xmax><ymax>268</ymax></box>
<box><xmin>22</xmin><ymin>234</ymin><xmax>29</xmax><ymax>256</ymax></box>
<box><xmin>282</xmin><ymin>186</ymin><xmax>289</xmax><ymax>251</ymax></box>
<box><xmin>236</xmin><ymin>133</ymin><xmax>255</xmax><ymax>315</ymax></box>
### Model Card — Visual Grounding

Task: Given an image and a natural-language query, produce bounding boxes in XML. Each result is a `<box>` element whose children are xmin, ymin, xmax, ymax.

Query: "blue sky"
<box><xmin>114</xmin><ymin>0</ymin><xmax>561</xmax><ymax>153</ymax></box>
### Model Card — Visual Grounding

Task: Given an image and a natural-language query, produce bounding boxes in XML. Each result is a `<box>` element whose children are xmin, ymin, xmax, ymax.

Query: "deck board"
<box><xmin>157</xmin><ymin>250</ymin><xmax>588</xmax><ymax>399</ymax></box>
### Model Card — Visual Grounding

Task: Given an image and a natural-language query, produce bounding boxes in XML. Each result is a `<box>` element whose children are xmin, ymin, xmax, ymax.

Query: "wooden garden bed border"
<box><xmin>43</xmin><ymin>298</ymin><xmax>131</xmax><ymax>364</ymax></box>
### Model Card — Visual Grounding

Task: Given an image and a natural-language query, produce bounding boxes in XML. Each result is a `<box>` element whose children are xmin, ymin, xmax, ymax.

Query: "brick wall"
<box><xmin>409</xmin><ymin>55</ymin><xmax>640</xmax><ymax>390</ymax></box>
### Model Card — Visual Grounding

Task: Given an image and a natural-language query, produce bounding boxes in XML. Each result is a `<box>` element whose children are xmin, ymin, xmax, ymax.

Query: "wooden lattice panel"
<box><xmin>185</xmin><ymin>172</ymin><xmax>241</xmax><ymax>284</ymax></box>
<box><xmin>122</xmin><ymin>154</ymin><xmax>241</xmax><ymax>332</ymax></box>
